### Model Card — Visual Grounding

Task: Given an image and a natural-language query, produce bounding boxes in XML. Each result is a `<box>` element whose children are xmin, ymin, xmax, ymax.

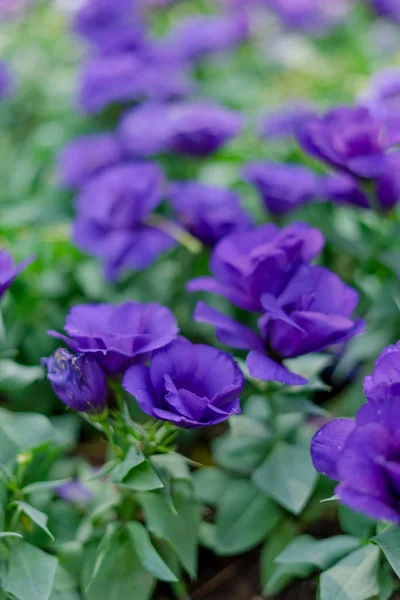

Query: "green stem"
<box><xmin>149</xmin><ymin>215</ymin><xmax>203</xmax><ymax>255</ymax></box>
<box><xmin>170</xmin><ymin>580</ymin><xmax>191</xmax><ymax>600</ymax></box>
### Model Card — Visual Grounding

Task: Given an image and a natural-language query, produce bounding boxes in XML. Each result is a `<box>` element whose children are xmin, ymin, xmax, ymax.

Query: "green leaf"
<box><xmin>378</xmin><ymin>563</ymin><xmax>395</xmax><ymax>600</ymax></box>
<box><xmin>113</xmin><ymin>446</ymin><xmax>145</xmax><ymax>482</ymax></box>
<box><xmin>0</xmin><ymin>360</ymin><xmax>43</xmax><ymax>393</ymax></box>
<box><xmin>338</xmin><ymin>505</ymin><xmax>375</xmax><ymax>539</ymax></box>
<box><xmin>260</xmin><ymin>520</ymin><xmax>298</xmax><ymax>593</ymax></box>
<box><xmin>374</xmin><ymin>525</ymin><xmax>400</xmax><ymax>578</ymax></box>
<box><xmin>229</xmin><ymin>415</ymin><xmax>271</xmax><ymax>439</ymax></box>
<box><xmin>12</xmin><ymin>501</ymin><xmax>54</xmax><ymax>541</ymax></box>
<box><xmin>3</xmin><ymin>541</ymin><xmax>58</xmax><ymax>600</ymax></box>
<box><xmin>150</xmin><ymin>453</ymin><xmax>191</xmax><ymax>483</ymax></box>
<box><xmin>117</xmin><ymin>460</ymin><xmax>163</xmax><ymax>492</ymax></box>
<box><xmin>126</xmin><ymin>522</ymin><xmax>178</xmax><ymax>582</ymax></box>
<box><xmin>319</xmin><ymin>544</ymin><xmax>380</xmax><ymax>600</ymax></box>
<box><xmin>212</xmin><ymin>434</ymin><xmax>269</xmax><ymax>475</ymax></box>
<box><xmin>137</xmin><ymin>491</ymin><xmax>200</xmax><ymax>577</ymax></box>
<box><xmin>214</xmin><ymin>478</ymin><xmax>281</xmax><ymax>555</ymax></box>
<box><xmin>252</xmin><ymin>442</ymin><xmax>318</xmax><ymax>515</ymax></box>
<box><xmin>85</xmin><ymin>523</ymin><xmax>119</xmax><ymax>591</ymax></box>
<box><xmin>276</xmin><ymin>535</ymin><xmax>361</xmax><ymax>571</ymax></box>
<box><xmin>21</xmin><ymin>479</ymin><xmax>72</xmax><ymax>495</ymax></box>
<box><xmin>0</xmin><ymin>408</ymin><xmax>54</xmax><ymax>462</ymax></box>
<box><xmin>0</xmin><ymin>531</ymin><xmax>23</xmax><ymax>539</ymax></box>
<box><xmin>82</xmin><ymin>537</ymin><xmax>155</xmax><ymax>600</ymax></box>
<box><xmin>193</xmin><ymin>467</ymin><xmax>233</xmax><ymax>506</ymax></box>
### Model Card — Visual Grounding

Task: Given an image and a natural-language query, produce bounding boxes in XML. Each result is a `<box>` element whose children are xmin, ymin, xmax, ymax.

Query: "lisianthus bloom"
<box><xmin>42</xmin><ymin>348</ymin><xmax>108</xmax><ymax>412</ymax></box>
<box><xmin>58</xmin><ymin>133</ymin><xmax>123</xmax><ymax>189</ymax></box>
<box><xmin>243</xmin><ymin>162</ymin><xmax>321</xmax><ymax>215</ymax></box>
<box><xmin>168</xmin><ymin>181</ymin><xmax>252</xmax><ymax>246</ymax></box>
<box><xmin>56</xmin><ymin>480</ymin><xmax>93</xmax><ymax>504</ymax></box>
<box><xmin>162</xmin><ymin>13</ymin><xmax>249</xmax><ymax>63</ymax></box>
<box><xmin>259</xmin><ymin>102</ymin><xmax>317</xmax><ymax>140</ymax></box>
<box><xmin>79</xmin><ymin>51</ymin><xmax>189</xmax><ymax>115</ymax></box>
<box><xmin>194</xmin><ymin>263</ymin><xmax>363</xmax><ymax>385</ymax></box>
<box><xmin>361</xmin><ymin>68</ymin><xmax>400</xmax><ymax>127</ymax></box>
<box><xmin>123</xmin><ymin>338</ymin><xmax>244</xmax><ymax>428</ymax></box>
<box><xmin>119</xmin><ymin>101</ymin><xmax>242</xmax><ymax>158</ymax></box>
<box><xmin>370</xmin><ymin>0</ymin><xmax>400</xmax><ymax>22</ymax></box>
<box><xmin>48</xmin><ymin>302</ymin><xmax>179</xmax><ymax>376</ymax></box>
<box><xmin>311</xmin><ymin>342</ymin><xmax>400</xmax><ymax>524</ymax></box>
<box><xmin>0</xmin><ymin>250</ymin><xmax>34</xmax><ymax>300</ymax></box>
<box><xmin>322</xmin><ymin>174</ymin><xmax>370</xmax><ymax>209</ymax></box>
<box><xmin>72</xmin><ymin>0</ymin><xmax>145</xmax><ymax>51</ymax></box>
<box><xmin>188</xmin><ymin>223</ymin><xmax>324</xmax><ymax>312</ymax></box>
<box><xmin>0</xmin><ymin>61</ymin><xmax>13</xmax><ymax>99</ymax></box>
<box><xmin>72</xmin><ymin>163</ymin><xmax>176</xmax><ymax>280</ymax></box>
<box><xmin>266</xmin><ymin>0</ymin><xmax>349</xmax><ymax>34</ymax></box>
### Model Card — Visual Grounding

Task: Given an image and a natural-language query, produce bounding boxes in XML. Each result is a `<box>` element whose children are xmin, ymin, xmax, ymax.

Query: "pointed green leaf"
<box><xmin>117</xmin><ymin>460</ymin><xmax>163</xmax><ymax>492</ymax></box>
<box><xmin>276</xmin><ymin>535</ymin><xmax>361</xmax><ymax>571</ymax></box>
<box><xmin>4</xmin><ymin>541</ymin><xmax>58</xmax><ymax>600</ymax></box>
<box><xmin>319</xmin><ymin>544</ymin><xmax>380</xmax><ymax>600</ymax></box>
<box><xmin>252</xmin><ymin>442</ymin><xmax>318</xmax><ymax>515</ymax></box>
<box><xmin>0</xmin><ymin>408</ymin><xmax>54</xmax><ymax>463</ymax></box>
<box><xmin>21</xmin><ymin>479</ymin><xmax>72</xmax><ymax>495</ymax></box>
<box><xmin>374</xmin><ymin>525</ymin><xmax>400</xmax><ymax>578</ymax></box>
<box><xmin>113</xmin><ymin>446</ymin><xmax>145</xmax><ymax>482</ymax></box>
<box><xmin>12</xmin><ymin>501</ymin><xmax>54</xmax><ymax>541</ymax></box>
<box><xmin>126</xmin><ymin>522</ymin><xmax>178</xmax><ymax>582</ymax></box>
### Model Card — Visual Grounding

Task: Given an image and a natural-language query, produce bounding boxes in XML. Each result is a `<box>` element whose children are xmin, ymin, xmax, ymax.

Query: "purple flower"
<box><xmin>297</xmin><ymin>106</ymin><xmax>395</xmax><ymax>179</ymax></box>
<box><xmin>370</xmin><ymin>0</ymin><xmax>400</xmax><ymax>22</ymax></box>
<box><xmin>42</xmin><ymin>349</ymin><xmax>108</xmax><ymax>412</ymax></box>
<box><xmin>0</xmin><ymin>251</ymin><xmax>34</xmax><ymax>300</ymax></box>
<box><xmin>58</xmin><ymin>133</ymin><xmax>123</xmax><ymax>189</ymax></box>
<box><xmin>322</xmin><ymin>174</ymin><xmax>370</xmax><ymax>209</ymax></box>
<box><xmin>0</xmin><ymin>61</ymin><xmax>13</xmax><ymax>99</ymax></box>
<box><xmin>79</xmin><ymin>52</ymin><xmax>189</xmax><ymax>115</ymax></box>
<box><xmin>194</xmin><ymin>263</ymin><xmax>364</xmax><ymax>385</ymax></box>
<box><xmin>266</xmin><ymin>0</ymin><xmax>349</xmax><ymax>34</ymax></box>
<box><xmin>168</xmin><ymin>181</ymin><xmax>252</xmax><ymax>246</ymax></box>
<box><xmin>123</xmin><ymin>338</ymin><xmax>244</xmax><ymax>428</ymax></box>
<box><xmin>119</xmin><ymin>101</ymin><xmax>242</xmax><ymax>158</ymax></box>
<box><xmin>72</xmin><ymin>163</ymin><xmax>176</xmax><ymax>280</ymax></box>
<box><xmin>361</xmin><ymin>68</ymin><xmax>400</xmax><ymax>127</ymax></box>
<box><xmin>243</xmin><ymin>161</ymin><xmax>321</xmax><ymax>215</ymax></box>
<box><xmin>188</xmin><ymin>223</ymin><xmax>324</xmax><ymax>312</ymax></box>
<box><xmin>259</xmin><ymin>102</ymin><xmax>317</xmax><ymax>140</ymax></box>
<box><xmin>72</xmin><ymin>0</ymin><xmax>145</xmax><ymax>51</ymax></box>
<box><xmin>311</xmin><ymin>342</ymin><xmax>400</xmax><ymax>524</ymax></box>
<box><xmin>162</xmin><ymin>13</ymin><xmax>249</xmax><ymax>63</ymax></box>
<box><xmin>48</xmin><ymin>302</ymin><xmax>179</xmax><ymax>376</ymax></box>
<box><xmin>56</xmin><ymin>480</ymin><xmax>93</xmax><ymax>504</ymax></box>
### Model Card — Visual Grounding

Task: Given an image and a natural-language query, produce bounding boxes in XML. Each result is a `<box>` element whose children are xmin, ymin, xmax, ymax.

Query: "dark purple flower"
<box><xmin>188</xmin><ymin>222</ymin><xmax>324</xmax><ymax>312</ymax></box>
<box><xmin>370</xmin><ymin>0</ymin><xmax>400</xmax><ymax>22</ymax></box>
<box><xmin>72</xmin><ymin>0</ymin><xmax>145</xmax><ymax>51</ymax></box>
<box><xmin>56</xmin><ymin>480</ymin><xmax>93</xmax><ymax>504</ymax></box>
<box><xmin>0</xmin><ymin>61</ymin><xmax>13</xmax><ymax>99</ymax></box>
<box><xmin>119</xmin><ymin>101</ymin><xmax>242</xmax><ymax>158</ymax></box>
<box><xmin>259</xmin><ymin>102</ymin><xmax>317</xmax><ymax>140</ymax></box>
<box><xmin>322</xmin><ymin>174</ymin><xmax>370</xmax><ymax>209</ymax></box>
<box><xmin>266</xmin><ymin>0</ymin><xmax>348</xmax><ymax>34</ymax></box>
<box><xmin>162</xmin><ymin>13</ymin><xmax>249</xmax><ymax>63</ymax></box>
<box><xmin>72</xmin><ymin>163</ymin><xmax>176</xmax><ymax>280</ymax></box>
<box><xmin>58</xmin><ymin>133</ymin><xmax>123</xmax><ymax>189</ymax></box>
<box><xmin>48</xmin><ymin>302</ymin><xmax>179</xmax><ymax>376</ymax></box>
<box><xmin>311</xmin><ymin>342</ymin><xmax>400</xmax><ymax>524</ymax></box>
<box><xmin>123</xmin><ymin>337</ymin><xmax>244</xmax><ymax>428</ymax></box>
<box><xmin>168</xmin><ymin>181</ymin><xmax>252</xmax><ymax>246</ymax></box>
<box><xmin>42</xmin><ymin>348</ymin><xmax>108</xmax><ymax>412</ymax></box>
<box><xmin>297</xmin><ymin>106</ymin><xmax>395</xmax><ymax>179</ymax></box>
<box><xmin>0</xmin><ymin>250</ymin><xmax>34</xmax><ymax>300</ymax></box>
<box><xmin>243</xmin><ymin>161</ymin><xmax>322</xmax><ymax>215</ymax></box>
<box><xmin>79</xmin><ymin>52</ymin><xmax>189</xmax><ymax>115</ymax></box>
<box><xmin>194</xmin><ymin>263</ymin><xmax>364</xmax><ymax>385</ymax></box>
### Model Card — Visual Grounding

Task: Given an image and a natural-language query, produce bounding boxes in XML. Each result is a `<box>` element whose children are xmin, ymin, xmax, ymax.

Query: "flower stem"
<box><xmin>149</xmin><ymin>215</ymin><xmax>203</xmax><ymax>255</ymax></box>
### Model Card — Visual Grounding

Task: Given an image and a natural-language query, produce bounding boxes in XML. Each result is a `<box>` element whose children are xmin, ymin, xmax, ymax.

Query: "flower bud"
<box><xmin>42</xmin><ymin>348</ymin><xmax>107</xmax><ymax>412</ymax></box>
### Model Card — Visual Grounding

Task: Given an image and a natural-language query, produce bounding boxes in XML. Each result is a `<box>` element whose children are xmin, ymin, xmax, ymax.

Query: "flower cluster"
<box><xmin>311</xmin><ymin>342</ymin><xmax>400</xmax><ymax>524</ymax></box>
<box><xmin>189</xmin><ymin>223</ymin><xmax>363</xmax><ymax>384</ymax></box>
<box><xmin>43</xmin><ymin>301</ymin><xmax>244</xmax><ymax>426</ymax></box>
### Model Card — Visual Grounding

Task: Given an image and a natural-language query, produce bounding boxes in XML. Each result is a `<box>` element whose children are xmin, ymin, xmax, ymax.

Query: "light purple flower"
<box><xmin>0</xmin><ymin>250</ymin><xmax>34</xmax><ymax>300</ymax></box>
<box><xmin>0</xmin><ymin>61</ymin><xmax>13</xmax><ymax>99</ymax></box>
<box><xmin>361</xmin><ymin>68</ymin><xmax>400</xmax><ymax>126</ymax></box>
<box><xmin>162</xmin><ymin>13</ymin><xmax>249</xmax><ymax>63</ymax></box>
<box><xmin>370</xmin><ymin>0</ymin><xmax>400</xmax><ymax>22</ymax></box>
<box><xmin>311</xmin><ymin>341</ymin><xmax>400</xmax><ymax>524</ymax></box>
<box><xmin>72</xmin><ymin>163</ymin><xmax>176</xmax><ymax>280</ymax></box>
<box><xmin>168</xmin><ymin>181</ymin><xmax>252</xmax><ymax>246</ymax></box>
<box><xmin>56</xmin><ymin>480</ymin><xmax>93</xmax><ymax>504</ymax></box>
<box><xmin>42</xmin><ymin>349</ymin><xmax>108</xmax><ymax>412</ymax></box>
<box><xmin>322</xmin><ymin>174</ymin><xmax>370</xmax><ymax>209</ymax></box>
<box><xmin>194</xmin><ymin>263</ymin><xmax>364</xmax><ymax>385</ymax></box>
<box><xmin>48</xmin><ymin>302</ymin><xmax>179</xmax><ymax>376</ymax></box>
<box><xmin>243</xmin><ymin>161</ymin><xmax>321</xmax><ymax>215</ymax></box>
<box><xmin>188</xmin><ymin>223</ymin><xmax>324</xmax><ymax>312</ymax></box>
<box><xmin>123</xmin><ymin>338</ymin><xmax>244</xmax><ymax>428</ymax></box>
<box><xmin>119</xmin><ymin>101</ymin><xmax>242</xmax><ymax>158</ymax></box>
<box><xmin>259</xmin><ymin>102</ymin><xmax>317</xmax><ymax>140</ymax></box>
<box><xmin>266</xmin><ymin>0</ymin><xmax>349</xmax><ymax>34</ymax></box>
<box><xmin>58</xmin><ymin>133</ymin><xmax>123</xmax><ymax>189</ymax></box>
